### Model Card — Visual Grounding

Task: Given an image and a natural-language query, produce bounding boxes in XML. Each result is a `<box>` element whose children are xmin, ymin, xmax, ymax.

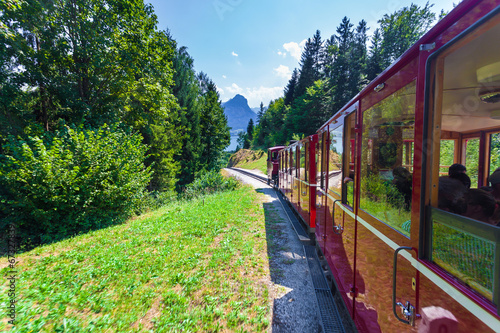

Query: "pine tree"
<box><xmin>284</xmin><ymin>69</ymin><xmax>299</xmax><ymax>106</ymax></box>
<box><xmin>257</xmin><ymin>102</ymin><xmax>265</xmax><ymax>123</ymax></box>
<box><xmin>294</xmin><ymin>30</ymin><xmax>323</xmax><ymax>100</ymax></box>
<box><xmin>349</xmin><ymin>20</ymin><xmax>368</xmax><ymax>93</ymax></box>
<box><xmin>172</xmin><ymin>46</ymin><xmax>203</xmax><ymax>187</ymax></box>
<box><xmin>198</xmin><ymin>73</ymin><xmax>230</xmax><ymax>171</ymax></box>
<box><xmin>246</xmin><ymin>118</ymin><xmax>254</xmax><ymax>142</ymax></box>
<box><xmin>328</xmin><ymin>17</ymin><xmax>354</xmax><ymax>113</ymax></box>
<box><xmin>365</xmin><ymin>28</ymin><xmax>384</xmax><ymax>81</ymax></box>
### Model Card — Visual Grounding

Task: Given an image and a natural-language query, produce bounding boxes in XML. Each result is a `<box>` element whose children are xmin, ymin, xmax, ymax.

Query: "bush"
<box><xmin>0</xmin><ymin>124</ymin><xmax>152</xmax><ymax>249</ymax></box>
<box><xmin>183</xmin><ymin>169</ymin><xmax>239</xmax><ymax>199</ymax></box>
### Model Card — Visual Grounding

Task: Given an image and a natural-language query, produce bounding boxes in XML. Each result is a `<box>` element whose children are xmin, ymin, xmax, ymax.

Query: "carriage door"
<box><xmin>322</xmin><ymin>108</ymin><xmax>358</xmax><ymax>319</ymax></box>
<box><xmin>355</xmin><ymin>80</ymin><xmax>418</xmax><ymax>332</ymax></box>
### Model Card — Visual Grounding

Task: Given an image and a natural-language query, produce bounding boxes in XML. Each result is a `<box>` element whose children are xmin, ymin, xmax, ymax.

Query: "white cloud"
<box><xmin>232</xmin><ymin>51</ymin><xmax>238</xmax><ymax>57</ymax></box>
<box><xmin>274</xmin><ymin>65</ymin><xmax>292</xmax><ymax>79</ymax></box>
<box><xmin>222</xmin><ymin>84</ymin><xmax>283</xmax><ymax>108</ymax></box>
<box><xmin>282</xmin><ymin>39</ymin><xmax>307</xmax><ymax>61</ymax></box>
<box><xmin>222</xmin><ymin>75</ymin><xmax>227</xmax><ymax>79</ymax></box>
<box><xmin>226</xmin><ymin>83</ymin><xmax>243</xmax><ymax>95</ymax></box>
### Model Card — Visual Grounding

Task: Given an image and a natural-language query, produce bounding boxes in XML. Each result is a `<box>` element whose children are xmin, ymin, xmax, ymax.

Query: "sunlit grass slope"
<box><xmin>229</xmin><ymin>149</ymin><xmax>267</xmax><ymax>174</ymax></box>
<box><xmin>0</xmin><ymin>186</ymin><xmax>271</xmax><ymax>332</ymax></box>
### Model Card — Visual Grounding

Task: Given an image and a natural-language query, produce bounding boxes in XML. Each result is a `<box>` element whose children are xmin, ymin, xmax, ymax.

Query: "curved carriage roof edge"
<box><xmin>317</xmin><ymin>0</ymin><xmax>486</xmax><ymax>133</ymax></box>
<box><xmin>268</xmin><ymin>146</ymin><xmax>286</xmax><ymax>152</ymax></box>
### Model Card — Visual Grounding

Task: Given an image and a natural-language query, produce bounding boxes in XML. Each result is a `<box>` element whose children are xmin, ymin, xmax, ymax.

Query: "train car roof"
<box><xmin>268</xmin><ymin>146</ymin><xmax>286</xmax><ymax>152</ymax></box>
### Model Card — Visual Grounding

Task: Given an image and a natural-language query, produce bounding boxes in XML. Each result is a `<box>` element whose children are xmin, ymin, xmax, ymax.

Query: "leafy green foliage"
<box><xmin>378</xmin><ymin>2</ymin><xmax>436</xmax><ymax>66</ymax></box>
<box><xmin>183</xmin><ymin>170</ymin><xmax>239</xmax><ymax>200</ymax></box>
<box><xmin>0</xmin><ymin>124</ymin><xmax>152</xmax><ymax>248</ymax></box>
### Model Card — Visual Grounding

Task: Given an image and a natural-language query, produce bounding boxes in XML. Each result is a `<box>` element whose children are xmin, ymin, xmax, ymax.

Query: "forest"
<box><xmin>241</xmin><ymin>2</ymin><xmax>446</xmax><ymax>150</ymax></box>
<box><xmin>0</xmin><ymin>0</ymin><xmax>230</xmax><ymax>248</ymax></box>
<box><xmin>1</xmin><ymin>0</ymin><xmax>447</xmax><ymax>249</ymax></box>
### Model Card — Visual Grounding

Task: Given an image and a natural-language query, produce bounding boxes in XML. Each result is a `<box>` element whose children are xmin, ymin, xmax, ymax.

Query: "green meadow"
<box><xmin>0</xmin><ymin>186</ymin><xmax>273</xmax><ymax>332</ymax></box>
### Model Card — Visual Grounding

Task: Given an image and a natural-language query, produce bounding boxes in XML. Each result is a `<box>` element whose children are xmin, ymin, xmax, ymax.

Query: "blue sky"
<box><xmin>147</xmin><ymin>0</ymin><xmax>458</xmax><ymax>108</ymax></box>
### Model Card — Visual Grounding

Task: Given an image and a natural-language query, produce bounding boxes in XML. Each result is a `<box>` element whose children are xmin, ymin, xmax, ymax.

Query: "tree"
<box><xmin>294</xmin><ymin>30</ymin><xmax>323</xmax><ymax>100</ymax></box>
<box><xmin>328</xmin><ymin>17</ymin><xmax>355</xmax><ymax>113</ymax></box>
<box><xmin>379</xmin><ymin>2</ymin><xmax>436</xmax><ymax>66</ymax></box>
<box><xmin>257</xmin><ymin>101</ymin><xmax>265</xmax><ymax>123</ymax></box>
<box><xmin>349</xmin><ymin>20</ymin><xmax>368</xmax><ymax>92</ymax></box>
<box><xmin>365</xmin><ymin>28</ymin><xmax>384</xmax><ymax>81</ymax></box>
<box><xmin>198</xmin><ymin>72</ymin><xmax>230</xmax><ymax>171</ymax></box>
<box><xmin>0</xmin><ymin>0</ymin><xmax>182</xmax><ymax>191</ymax></box>
<box><xmin>171</xmin><ymin>46</ymin><xmax>203</xmax><ymax>187</ymax></box>
<box><xmin>246</xmin><ymin>118</ymin><xmax>254</xmax><ymax>142</ymax></box>
<box><xmin>284</xmin><ymin>68</ymin><xmax>299</xmax><ymax>106</ymax></box>
<box><xmin>236</xmin><ymin>131</ymin><xmax>248</xmax><ymax>150</ymax></box>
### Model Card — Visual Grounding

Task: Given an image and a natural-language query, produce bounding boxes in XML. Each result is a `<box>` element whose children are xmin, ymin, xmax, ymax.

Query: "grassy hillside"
<box><xmin>0</xmin><ymin>186</ymin><xmax>272</xmax><ymax>332</ymax></box>
<box><xmin>227</xmin><ymin>149</ymin><xmax>267</xmax><ymax>174</ymax></box>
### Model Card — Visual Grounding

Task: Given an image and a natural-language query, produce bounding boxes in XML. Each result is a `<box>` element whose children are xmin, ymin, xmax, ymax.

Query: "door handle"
<box><xmin>392</xmin><ymin>246</ymin><xmax>418</xmax><ymax>326</ymax></box>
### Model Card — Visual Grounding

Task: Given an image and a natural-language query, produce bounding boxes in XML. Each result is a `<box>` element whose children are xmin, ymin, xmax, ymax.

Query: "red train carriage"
<box><xmin>267</xmin><ymin>146</ymin><xmax>285</xmax><ymax>185</ymax></box>
<box><xmin>278</xmin><ymin>137</ymin><xmax>318</xmax><ymax>237</ymax></box>
<box><xmin>277</xmin><ymin>0</ymin><xmax>500</xmax><ymax>332</ymax></box>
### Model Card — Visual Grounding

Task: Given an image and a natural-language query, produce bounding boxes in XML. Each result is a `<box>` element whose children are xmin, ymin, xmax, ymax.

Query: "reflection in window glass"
<box><xmin>328</xmin><ymin>127</ymin><xmax>343</xmax><ymax>196</ymax></box>
<box><xmin>360</xmin><ymin>82</ymin><xmax>416</xmax><ymax>236</ymax></box>
<box><xmin>428</xmin><ymin>11</ymin><xmax>500</xmax><ymax>306</ymax></box>
<box><xmin>300</xmin><ymin>145</ymin><xmax>307</xmax><ymax>181</ymax></box>
<box><xmin>345</xmin><ymin>114</ymin><xmax>356</xmax><ymax>207</ymax></box>
<box><xmin>316</xmin><ymin>136</ymin><xmax>322</xmax><ymax>187</ymax></box>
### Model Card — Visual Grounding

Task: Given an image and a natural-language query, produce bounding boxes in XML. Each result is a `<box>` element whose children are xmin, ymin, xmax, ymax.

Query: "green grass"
<box><xmin>236</xmin><ymin>151</ymin><xmax>267</xmax><ymax>174</ymax></box>
<box><xmin>0</xmin><ymin>186</ymin><xmax>271</xmax><ymax>332</ymax></box>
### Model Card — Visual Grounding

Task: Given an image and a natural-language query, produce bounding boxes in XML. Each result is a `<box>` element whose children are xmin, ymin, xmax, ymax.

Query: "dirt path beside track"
<box><xmin>224</xmin><ymin>168</ymin><xmax>322</xmax><ymax>333</ymax></box>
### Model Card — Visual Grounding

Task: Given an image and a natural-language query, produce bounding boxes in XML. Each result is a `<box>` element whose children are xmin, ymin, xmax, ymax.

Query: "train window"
<box><xmin>489</xmin><ymin>132</ymin><xmax>500</xmax><ymax>174</ymax></box>
<box><xmin>427</xmin><ymin>11</ymin><xmax>500</xmax><ymax>305</ymax></box>
<box><xmin>464</xmin><ymin>137</ymin><xmax>480</xmax><ymax>187</ymax></box>
<box><xmin>360</xmin><ymin>81</ymin><xmax>416</xmax><ymax>236</ymax></box>
<box><xmin>344</xmin><ymin>113</ymin><xmax>356</xmax><ymax>206</ymax></box>
<box><xmin>317</xmin><ymin>133</ymin><xmax>324</xmax><ymax>189</ymax></box>
<box><xmin>300</xmin><ymin>144</ymin><xmax>307</xmax><ymax>182</ymax></box>
<box><xmin>439</xmin><ymin>140</ymin><xmax>455</xmax><ymax>176</ymax></box>
<box><xmin>328</xmin><ymin>125</ymin><xmax>343</xmax><ymax>197</ymax></box>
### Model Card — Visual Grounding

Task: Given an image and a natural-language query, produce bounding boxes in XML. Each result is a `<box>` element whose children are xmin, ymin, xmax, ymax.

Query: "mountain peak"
<box><xmin>222</xmin><ymin>94</ymin><xmax>256</xmax><ymax>131</ymax></box>
<box><xmin>224</xmin><ymin>94</ymin><xmax>249</xmax><ymax>108</ymax></box>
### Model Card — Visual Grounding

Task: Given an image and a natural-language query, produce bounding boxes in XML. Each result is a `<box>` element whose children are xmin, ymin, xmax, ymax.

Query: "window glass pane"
<box><xmin>328</xmin><ymin>126</ymin><xmax>343</xmax><ymax>196</ymax></box>
<box><xmin>431</xmin><ymin>210</ymin><xmax>497</xmax><ymax>302</ymax></box>
<box><xmin>317</xmin><ymin>136</ymin><xmax>322</xmax><ymax>187</ymax></box>
<box><xmin>490</xmin><ymin>133</ymin><xmax>500</xmax><ymax>175</ymax></box>
<box><xmin>360</xmin><ymin>82</ymin><xmax>416</xmax><ymax>236</ymax></box>
<box><xmin>300</xmin><ymin>145</ymin><xmax>306</xmax><ymax>181</ymax></box>
<box><xmin>344</xmin><ymin>114</ymin><xmax>356</xmax><ymax>207</ymax></box>
<box><xmin>429</xmin><ymin>12</ymin><xmax>500</xmax><ymax>305</ymax></box>
<box><xmin>439</xmin><ymin>140</ymin><xmax>455</xmax><ymax>176</ymax></box>
<box><xmin>465</xmin><ymin>138</ymin><xmax>480</xmax><ymax>188</ymax></box>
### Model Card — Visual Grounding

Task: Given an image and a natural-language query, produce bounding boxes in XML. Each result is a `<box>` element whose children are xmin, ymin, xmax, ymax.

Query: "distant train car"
<box><xmin>266</xmin><ymin>146</ymin><xmax>285</xmax><ymax>185</ymax></box>
<box><xmin>276</xmin><ymin>1</ymin><xmax>500</xmax><ymax>332</ymax></box>
<box><xmin>278</xmin><ymin>136</ymin><xmax>317</xmax><ymax>237</ymax></box>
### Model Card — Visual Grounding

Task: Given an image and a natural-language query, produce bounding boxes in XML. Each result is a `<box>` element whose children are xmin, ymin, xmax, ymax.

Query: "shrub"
<box><xmin>0</xmin><ymin>124</ymin><xmax>152</xmax><ymax>249</ymax></box>
<box><xmin>183</xmin><ymin>169</ymin><xmax>239</xmax><ymax>199</ymax></box>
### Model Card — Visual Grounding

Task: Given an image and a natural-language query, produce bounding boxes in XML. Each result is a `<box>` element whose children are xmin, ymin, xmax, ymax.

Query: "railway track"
<box><xmin>226</xmin><ymin>167</ymin><xmax>348</xmax><ymax>333</ymax></box>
